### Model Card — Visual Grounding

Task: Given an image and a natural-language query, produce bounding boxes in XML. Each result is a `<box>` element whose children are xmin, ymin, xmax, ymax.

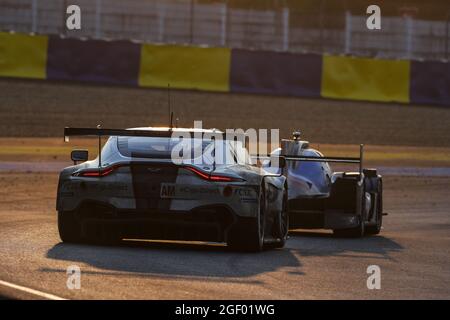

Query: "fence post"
<box><xmin>95</xmin><ymin>0</ymin><xmax>102</xmax><ymax>38</ymax></box>
<box><xmin>220</xmin><ymin>2</ymin><xmax>227</xmax><ymax>46</ymax></box>
<box><xmin>344</xmin><ymin>10</ymin><xmax>352</xmax><ymax>54</ymax></box>
<box><xmin>446</xmin><ymin>14</ymin><xmax>450</xmax><ymax>60</ymax></box>
<box><xmin>405</xmin><ymin>16</ymin><xmax>413</xmax><ymax>59</ymax></box>
<box><xmin>282</xmin><ymin>7</ymin><xmax>289</xmax><ymax>51</ymax></box>
<box><xmin>319</xmin><ymin>0</ymin><xmax>325</xmax><ymax>52</ymax></box>
<box><xmin>189</xmin><ymin>0</ymin><xmax>194</xmax><ymax>43</ymax></box>
<box><xmin>31</xmin><ymin>0</ymin><xmax>38</xmax><ymax>33</ymax></box>
<box><xmin>226</xmin><ymin>0</ymin><xmax>232</xmax><ymax>47</ymax></box>
<box><xmin>158</xmin><ymin>2</ymin><xmax>165</xmax><ymax>42</ymax></box>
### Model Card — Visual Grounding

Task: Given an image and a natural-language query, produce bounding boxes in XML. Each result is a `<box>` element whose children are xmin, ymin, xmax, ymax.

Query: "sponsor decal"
<box><xmin>160</xmin><ymin>184</ymin><xmax>175</xmax><ymax>198</ymax></box>
<box><xmin>160</xmin><ymin>183</ymin><xmax>220</xmax><ymax>198</ymax></box>
<box><xmin>63</xmin><ymin>181</ymin><xmax>127</xmax><ymax>192</ymax></box>
<box><xmin>234</xmin><ymin>187</ymin><xmax>257</xmax><ymax>203</ymax></box>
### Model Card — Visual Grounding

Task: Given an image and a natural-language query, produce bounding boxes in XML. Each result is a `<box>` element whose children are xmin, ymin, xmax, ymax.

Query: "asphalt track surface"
<box><xmin>0</xmin><ymin>170</ymin><xmax>449</xmax><ymax>299</ymax></box>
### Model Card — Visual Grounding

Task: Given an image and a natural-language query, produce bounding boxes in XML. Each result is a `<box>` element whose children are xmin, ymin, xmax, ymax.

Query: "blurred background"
<box><xmin>0</xmin><ymin>0</ymin><xmax>449</xmax><ymax>148</ymax></box>
<box><xmin>1</xmin><ymin>0</ymin><xmax>449</xmax><ymax>60</ymax></box>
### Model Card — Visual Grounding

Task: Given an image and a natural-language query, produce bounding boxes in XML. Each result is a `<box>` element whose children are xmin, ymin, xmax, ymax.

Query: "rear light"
<box><xmin>74</xmin><ymin>164</ymin><xmax>243</xmax><ymax>182</ymax></box>
<box><xmin>183</xmin><ymin>166</ymin><xmax>243</xmax><ymax>182</ymax></box>
<box><xmin>74</xmin><ymin>166</ymin><xmax>116</xmax><ymax>177</ymax></box>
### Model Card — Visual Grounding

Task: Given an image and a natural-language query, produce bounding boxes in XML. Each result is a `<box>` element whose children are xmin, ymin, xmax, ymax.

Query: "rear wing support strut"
<box><xmin>97</xmin><ymin>125</ymin><xmax>102</xmax><ymax>169</ymax></box>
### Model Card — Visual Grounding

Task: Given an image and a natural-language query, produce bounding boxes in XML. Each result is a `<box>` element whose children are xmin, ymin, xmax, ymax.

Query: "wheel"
<box><xmin>365</xmin><ymin>179</ymin><xmax>383</xmax><ymax>235</ymax></box>
<box><xmin>272</xmin><ymin>185</ymin><xmax>289</xmax><ymax>248</ymax></box>
<box><xmin>58</xmin><ymin>210</ymin><xmax>83</xmax><ymax>243</ymax></box>
<box><xmin>71</xmin><ymin>203</ymin><xmax>122</xmax><ymax>246</ymax></box>
<box><xmin>227</xmin><ymin>183</ymin><xmax>266</xmax><ymax>252</ymax></box>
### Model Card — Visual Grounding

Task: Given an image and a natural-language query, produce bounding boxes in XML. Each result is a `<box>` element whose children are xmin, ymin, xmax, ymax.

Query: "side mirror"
<box><xmin>71</xmin><ymin>149</ymin><xmax>88</xmax><ymax>164</ymax></box>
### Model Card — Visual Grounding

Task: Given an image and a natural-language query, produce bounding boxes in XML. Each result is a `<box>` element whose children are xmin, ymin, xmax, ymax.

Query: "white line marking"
<box><xmin>0</xmin><ymin>279</ymin><xmax>67</xmax><ymax>300</ymax></box>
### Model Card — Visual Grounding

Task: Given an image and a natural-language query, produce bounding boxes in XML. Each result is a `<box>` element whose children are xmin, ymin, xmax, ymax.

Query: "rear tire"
<box><xmin>333</xmin><ymin>190</ymin><xmax>366</xmax><ymax>238</ymax></box>
<box><xmin>333</xmin><ymin>174</ymin><xmax>380</xmax><ymax>238</ymax></box>
<box><xmin>227</xmin><ymin>184</ymin><xmax>266</xmax><ymax>252</ymax></box>
<box><xmin>272</xmin><ymin>185</ymin><xmax>289</xmax><ymax>248</ymax></box>
<box><xmin>58</xmin><ymin>210</ymin><xmax>83</xmax><ymax>243</ymax></box>
<box><xmin>365</xmin><ymin>179</ymin><xmax>383</xmax><ymax>235</ymax></box>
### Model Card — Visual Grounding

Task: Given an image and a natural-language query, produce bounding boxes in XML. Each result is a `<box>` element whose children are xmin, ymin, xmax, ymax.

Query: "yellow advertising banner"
<box><xmin>139</xmin><ymin>44</ymin><xmax>231</xmax><ymax>92</ymax></box>
<box><xmin>0</xmin><ymin>32</ymin><xmax>48</xmax><ymax>79</ymax></box>
<box><xmin>321</xmin><ymin>55</ymin><xmax>410</xmax><ymax>103</ymax></box>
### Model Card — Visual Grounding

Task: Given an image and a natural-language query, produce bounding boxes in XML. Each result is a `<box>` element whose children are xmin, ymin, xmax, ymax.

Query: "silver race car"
<box><xmin>269</xmin><ymin>131</ymin><xmax>384</xmax><ymax>237</ymax></box>
<box><xmin>57</xmin><ymin>127</ymin><xmax>288</xmax><ymax>251</ymax></box>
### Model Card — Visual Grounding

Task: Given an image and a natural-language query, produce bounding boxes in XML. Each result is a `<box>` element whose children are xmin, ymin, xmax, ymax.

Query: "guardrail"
<box><xmin>0</xmin><ymin>0</ymin><xmax>449</xmax><ymax>60</ymax></box>
<box><xmin>0</xmin><ymin>31</ymin><xmax>449</xmax><ymax>106</ymax></box>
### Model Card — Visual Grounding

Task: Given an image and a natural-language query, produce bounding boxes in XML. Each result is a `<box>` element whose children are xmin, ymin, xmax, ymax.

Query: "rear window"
<box><xmin>117</xmin><ymin>137</ymin><xmax>212</xmax><ymax>159</ymax></box>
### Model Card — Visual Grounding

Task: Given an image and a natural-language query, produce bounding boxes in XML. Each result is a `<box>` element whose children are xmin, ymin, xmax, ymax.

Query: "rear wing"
<box><xmin>63</xmin><ymin>127</ymin><xmax>247</xmax><ymax>141</ymax></box>
<box><xmin>281</xmin><ymin>144</ymin><xmax>364</xmax><ymax>177</ymax></box>
<box><xmin>63</xmin><ymin>126</ymin><xmax>246</xmax><ymax>168</ymax></box>
<box><xmin>64</xmin><ymin>127</ymin><xmax>174</xmax><ymax>141</ymax></box>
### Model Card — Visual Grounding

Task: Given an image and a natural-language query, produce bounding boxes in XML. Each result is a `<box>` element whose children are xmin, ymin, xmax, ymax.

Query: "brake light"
<box><xmin>183</xmin><ymin>166</ymin><xmax>243</xmax><ymax>182</ymax></box>
<box><xmin>75</xmin><ymin>166</ymin><xmax>115</xmax><ymax>177</ymax></box>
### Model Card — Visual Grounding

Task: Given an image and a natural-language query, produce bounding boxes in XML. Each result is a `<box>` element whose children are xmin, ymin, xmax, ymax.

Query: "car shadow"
<box><xmin>46</xmin><ymin>240</ymin><xmax>301</xmax><ymax>280</ymax></box>
<box><xmin>288</xmin><ymin>229</ymin><xmax>404</xmax><ymax>260</ymax></box>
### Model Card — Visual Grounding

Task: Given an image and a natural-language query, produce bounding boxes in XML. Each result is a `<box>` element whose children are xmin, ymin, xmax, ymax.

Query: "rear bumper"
<box><xmin>57</xmin><ymin>178</ymin><xmax>260</xmax><ymax>218</ymax></box>
<box><xmin>73</xmin><ymin>204</ymin><xmax>238</xmax><ymax>243</ymax></box>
